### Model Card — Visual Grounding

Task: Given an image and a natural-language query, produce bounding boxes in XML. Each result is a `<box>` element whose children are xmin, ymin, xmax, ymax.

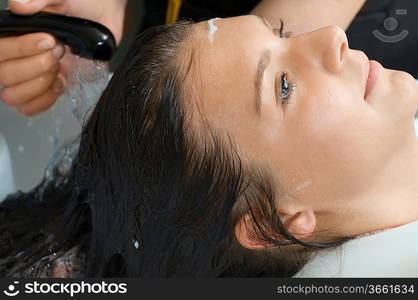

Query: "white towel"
<box><xmin>0</xmin><ymin>133</ymin><xmax>15</xmax><ymax>201</ymax></box>
<box><xmin>415</xmin><ymin>80</ymin><xmax>418</xmax><ymax>136</ymax></box>
<box><xmin>294</xmin><ymin>220</ymin><xmax>418</xmax><ymax>277</ymax></box>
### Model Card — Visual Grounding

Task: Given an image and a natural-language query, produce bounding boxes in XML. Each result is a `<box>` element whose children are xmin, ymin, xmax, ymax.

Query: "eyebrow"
<box><xmin>254</xmin><ymin>49</ymin><xmax>271</xmax><ymax>117</ymax></box>
<box><xmin>253</xmin><ymin>15</ymin><xmax>273</xmax><ymax>117</ymax></box>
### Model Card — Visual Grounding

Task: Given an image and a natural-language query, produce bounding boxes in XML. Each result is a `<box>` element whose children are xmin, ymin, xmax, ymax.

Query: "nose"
<box><xmin>299</xmin><ymin>25</ymin><xmax>349</xmax><ymax>74</ymax></box>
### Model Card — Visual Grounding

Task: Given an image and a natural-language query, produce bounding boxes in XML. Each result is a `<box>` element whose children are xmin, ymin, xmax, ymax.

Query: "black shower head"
<box><xmin>0</xmin><ymin>10</ymin><xmax>117</xmax><ymax>61</ymax></box>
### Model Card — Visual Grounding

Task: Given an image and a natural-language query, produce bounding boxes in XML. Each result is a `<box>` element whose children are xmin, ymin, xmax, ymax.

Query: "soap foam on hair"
<box><xmin>207</xmin><ymin>18</ymin><xmax>221</xmax><ymax>43</ymax></box>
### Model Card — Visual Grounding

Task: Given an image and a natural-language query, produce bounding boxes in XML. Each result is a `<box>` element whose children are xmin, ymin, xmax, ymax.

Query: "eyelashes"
<box><xmin>273</xmin><ymin>19</ymin><xmax>292</xmax><ymax>38</ymax></box>
<box><xmin>278</xmin><ymin>72</ymin><xmax>296</xmax><ymax>104</ymax></box>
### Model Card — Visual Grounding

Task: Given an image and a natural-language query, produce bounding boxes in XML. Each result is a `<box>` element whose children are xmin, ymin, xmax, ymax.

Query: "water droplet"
<box><xmin>17</xmin><ymin>145</ymin><xmax>24</xmax><ymax>154</ymax></box>
<box><xmin>23</xmin><ymin>58</ymin><xmax>111</xmax><ymax>201</ymax></box>
<box><xmin>133</xmin><ymin>240</ymin><xmax>139</xmax><ymax>249</ymax></box>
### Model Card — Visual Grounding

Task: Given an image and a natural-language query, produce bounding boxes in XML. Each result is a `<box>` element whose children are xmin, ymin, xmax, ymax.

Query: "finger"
<box><xmin>16</xmin><ymin>81</ymin><xmax>63</xmax><ymax>116</ymax></box>
<box><xmin>0</xmin><ymin>44</ymin><xmax>65</xmax><ymax>85</ymax></box>
<box><xmin>60</xmin><ymin>46</ymin><xmax>75</xmax><ymax>78</ymax></box>
<box><xmin>1</xmin><ymin>67</ymin><xmax>60</xmax><ymax>105</ymax></box>
<box><xmin>0</xmin><ymin>32</ymin><xmax>56</xmax><ymax>61</ymax></box>
<box><xmin>8</xmin><ymin>0</ymin><xmax>64</xmax><ymax>15</ymax></box>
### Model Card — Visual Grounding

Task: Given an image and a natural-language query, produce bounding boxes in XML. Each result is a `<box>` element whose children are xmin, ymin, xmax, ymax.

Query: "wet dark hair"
<box><xmin>0</xmin><ymin>21</ymin><xmax>353</xmax><ymax>278</ymax></box>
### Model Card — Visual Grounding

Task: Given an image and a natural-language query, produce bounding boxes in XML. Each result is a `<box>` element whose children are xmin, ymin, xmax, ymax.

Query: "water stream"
<box><xmin>0</xmin><ymin>57</ymin><xmax>112</xmax><ymax>194</ymax></box>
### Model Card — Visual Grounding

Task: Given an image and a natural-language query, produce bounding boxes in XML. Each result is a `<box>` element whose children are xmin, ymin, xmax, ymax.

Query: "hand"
<box><xmin>0</xmin><ymin>30</ymin><xmax>65</xmax><ymax>116</ymax></box>
<box><xmin>1</xmin><ymin>0</ymin><xmax>126</xmax><ymax>116</ymax></box>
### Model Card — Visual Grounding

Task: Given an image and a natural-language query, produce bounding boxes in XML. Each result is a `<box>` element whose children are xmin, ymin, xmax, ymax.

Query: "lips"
<box><xmin>364</xmin><ymin>59</ymin><xmax>382</xmax><ymax>99</ymax></box>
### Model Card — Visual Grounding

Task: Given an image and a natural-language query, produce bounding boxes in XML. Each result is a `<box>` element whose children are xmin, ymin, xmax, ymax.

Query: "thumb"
<box><xmin>8</xmin><ymin>0</ymin><xmax>64</xmax><ymax>15</ymax></box>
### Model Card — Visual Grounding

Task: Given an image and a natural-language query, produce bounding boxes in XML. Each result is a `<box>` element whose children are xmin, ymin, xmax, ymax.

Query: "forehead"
<box><xmin>187</xmin><ymin>16</ymin><xmax>266</xmax><ymax>128</ymax></box>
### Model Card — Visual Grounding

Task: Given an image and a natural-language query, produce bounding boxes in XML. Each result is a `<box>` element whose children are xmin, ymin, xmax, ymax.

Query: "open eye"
<box><xmin>277</xmin><ymin>72</ymin><xmax>294</xmax><ymax>104</ymax></box>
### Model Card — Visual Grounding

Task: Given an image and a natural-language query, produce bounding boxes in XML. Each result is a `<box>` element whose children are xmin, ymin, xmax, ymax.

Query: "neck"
<box><xmin>346</xmin><ymin>134</ymin><xmax>418</xmax><ymax>236</ymax></box>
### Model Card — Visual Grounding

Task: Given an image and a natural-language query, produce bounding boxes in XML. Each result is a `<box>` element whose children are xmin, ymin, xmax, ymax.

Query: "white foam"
<box><xmin>295</xmin><ymin>180</ymin><xmax>312</xmax><ymax>192</ymax></box>
<box><xmin>207</xmin><ymin>18</ymin><xmax>221</xmax><ymax>43</ymax></box>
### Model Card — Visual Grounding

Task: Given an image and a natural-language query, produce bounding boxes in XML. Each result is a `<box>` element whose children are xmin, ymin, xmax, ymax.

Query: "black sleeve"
<box><xmin>141</xmin><ymin>0</ymin><xmax>168</xmax><ymax>30</ymax></box>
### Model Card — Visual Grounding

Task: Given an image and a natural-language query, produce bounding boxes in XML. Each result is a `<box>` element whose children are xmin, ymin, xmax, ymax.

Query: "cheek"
<box><xmin>272</xmin><ymin>124</ymin><xmax>378</xmax><ymax>199</ymax></box>
<box><xmin>276</xmin><ymin>85</ymin><xmax>383</xmax><ymax>185</ymax></box>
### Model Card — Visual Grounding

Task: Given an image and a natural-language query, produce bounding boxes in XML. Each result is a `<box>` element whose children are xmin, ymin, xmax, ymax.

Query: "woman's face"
<box><xmin>187</xmin><ymin>16</ymin><xmax>418</xmax><ymax>235</ymax></box>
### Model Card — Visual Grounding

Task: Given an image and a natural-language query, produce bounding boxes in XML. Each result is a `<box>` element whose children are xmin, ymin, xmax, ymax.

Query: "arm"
<box><xmin>250</xmin><ymin>0</ymin><xmax>367</xmax><ymax>35</ymax></box>
<box><xmin>67</xmin><ymin>0</ymin><xmax>127</xmax><ymax>45</ymax></box>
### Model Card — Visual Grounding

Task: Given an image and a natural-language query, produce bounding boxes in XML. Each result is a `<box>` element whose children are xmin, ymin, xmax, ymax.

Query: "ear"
<box><xmin>234</xmin><ymin>210</ymin><xmax>316</xmax><ymax>250</ymax></box>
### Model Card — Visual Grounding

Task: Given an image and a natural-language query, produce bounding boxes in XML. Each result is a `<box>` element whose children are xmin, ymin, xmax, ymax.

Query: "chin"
<box><xmin>390</xmin><ymin>70</ymin><xmax>418</xmax><ymax>118</ymax></box>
